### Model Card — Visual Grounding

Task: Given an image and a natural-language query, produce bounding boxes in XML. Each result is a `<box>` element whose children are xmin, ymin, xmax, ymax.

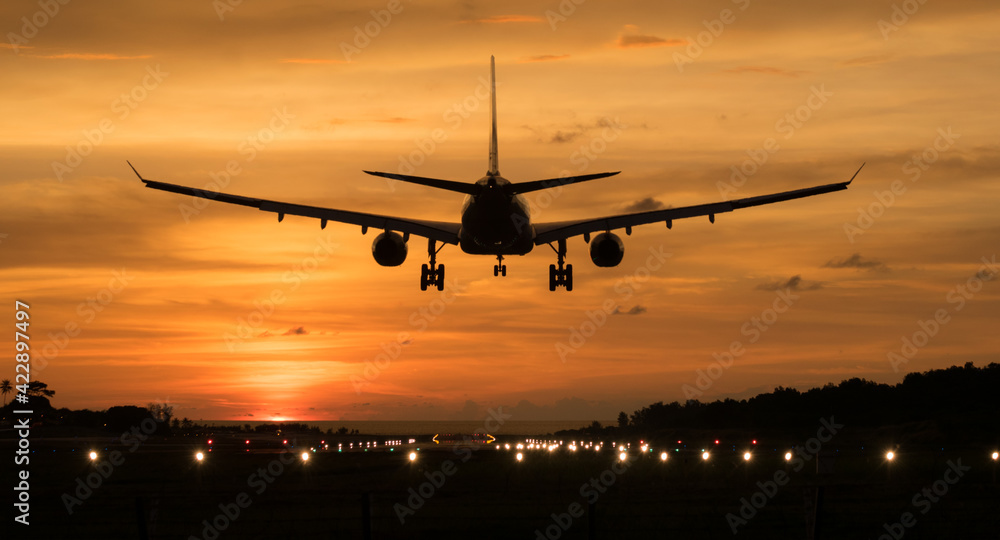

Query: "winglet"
<box><xmin>126</xmin><ymin>160</ymin><xmax>147</xmax><ymax>183</ymax></box>
<box><xmin>846</xmin><ymin>162</ymin><xmax>865</xmax><ymax>185</ymax></box>
<box><xmin>487</xmin><ymin>55</ymin><xmax>499</xmax><ymax>177</ymax></box>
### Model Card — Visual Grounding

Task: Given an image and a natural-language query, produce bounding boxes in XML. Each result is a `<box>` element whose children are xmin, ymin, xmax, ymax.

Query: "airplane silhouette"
<box><xmin>129</xmin><ymin>56</ymin><xmax>862</xmax><ymax>291</ymax></box>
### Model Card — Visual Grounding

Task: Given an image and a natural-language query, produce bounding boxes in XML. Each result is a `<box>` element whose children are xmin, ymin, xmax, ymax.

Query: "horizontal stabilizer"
<box><xmin>507</xmin><ymin>171</ymin><xmax>620</xmax><ymax>195</ymax></box>
<box><xmin>363</xmin><ymin>171</ymin><xmax>479</xmax><ymax>195</ymax></box>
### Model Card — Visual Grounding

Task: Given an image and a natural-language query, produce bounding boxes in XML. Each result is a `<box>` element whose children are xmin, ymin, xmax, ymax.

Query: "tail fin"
<box><xmin>488</xmin><ymin>55</ymin><xmax>499</xmax><ymax>176</ymax></box>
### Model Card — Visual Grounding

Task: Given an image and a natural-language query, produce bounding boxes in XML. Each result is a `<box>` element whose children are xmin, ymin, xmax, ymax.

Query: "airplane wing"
<box><xmin>533</xmin><ymin>164</ymin><xmax>863</xmax><ymax>245</ymax></box>
<box><xmin>128</xmin><ymin>162</ymin><xmax>461</xmax><ymax>245</ymax></box>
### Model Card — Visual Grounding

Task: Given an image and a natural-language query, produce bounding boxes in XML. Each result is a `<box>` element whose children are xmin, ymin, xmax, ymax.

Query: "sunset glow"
<box><xmin>2</xmin><ymin>0</ymin><xmax>998</xmax><ymax>422</ymax></box>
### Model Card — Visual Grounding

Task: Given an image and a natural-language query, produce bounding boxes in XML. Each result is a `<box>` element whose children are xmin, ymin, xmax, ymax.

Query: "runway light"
<box><xmin>784</xmin><ymin>452</ymin><xmax>793</xmax><ymax>462</ymax></box>
<box><xmin>504</xmin><ymin>444</ymin><xmax>510</xmax><ymax>450</ymax></box>
<box><xmin>992</xmin><ymin>451</ymin><xmax>999</xmax><ymax>461</ymax></box>
<box><xmin>408</xmin><ymin>452</ymin><xmax>417</xmax><ymax>462</ymax></box>
<box><xmin>207</xmin><ymin>439</ymin><xmax>213</xmax><ymax>445</ymax></box>
<box><xmin>702</xmin><ymin>451</ymin><xmax>710</xmax><ymax>461</ymax></box>
<box><xmin>714</xmin><ymin>439</ymin><xmax>720</xmax><ymax>445</ymax></box>
<box><xmin>619</xmin><ymin>451</ymin><xmax>627</xmax><ymax>462</ymax></box>
<box><xmin>886</xmin><ymin>451</ymin><xmax>895</xmax><ymax>461</ymax></box>
<box><xmin>88</xmin><ymin>451</ymin><xmax>98</xmax><ymax>461</ymax></box>
<box><xmin>516</xmin><ymin>452</ymin><xmax>523</xmax><ymax>462</ymax></box>
<box><xmin>660</xmin><ymin>452</ymin><xmax>668</xmax><ymax>462</ymax></box>
<box><xmin>300</xmin><ymin>452</ymin><xmax>310</xmax><ymax>462</ymax></box>
<box><xmin>743</xmin><ymin>452</ymin><xmax>752</xmax><ymax>461</ymax></box>
<box><xmin>195</xmin><ymin>452</ymin><xmax>204</xmax><ymax>462</ymax></box>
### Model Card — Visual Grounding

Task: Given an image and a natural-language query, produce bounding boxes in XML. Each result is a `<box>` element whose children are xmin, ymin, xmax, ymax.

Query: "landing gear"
<box><xmin>420</xmin><ymin>239</ymin><xmax>445</xmax><ymax>291</ymax></box>
<box><xmin>547</xmin><ymin>239</ymin><xmax>573</xmax><ymax>291</ymax></box>
<box><xmin>493</xmin><ymin>255</ymin><xmax>507</xmax><ymax>277</ymax></box>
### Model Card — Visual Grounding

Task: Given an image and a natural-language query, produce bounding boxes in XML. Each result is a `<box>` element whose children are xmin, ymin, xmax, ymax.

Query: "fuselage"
<box><xmin>458</xmin><ymin>174</ymin><xmax>534</xmax><ymax>255</ymax></box>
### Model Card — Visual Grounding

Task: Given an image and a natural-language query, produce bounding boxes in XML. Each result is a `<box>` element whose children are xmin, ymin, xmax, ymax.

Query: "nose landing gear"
<box><xmin>493</xmin><ymin>255</ymin><xmax>507</xmax><ymax>277</ymax></box>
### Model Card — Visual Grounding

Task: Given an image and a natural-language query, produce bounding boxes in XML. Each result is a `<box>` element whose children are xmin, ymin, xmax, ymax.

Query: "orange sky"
<box><xmin>2</xmin><ymin>0</ymin><xmax>998</xmax><ymax>422</ymax></box>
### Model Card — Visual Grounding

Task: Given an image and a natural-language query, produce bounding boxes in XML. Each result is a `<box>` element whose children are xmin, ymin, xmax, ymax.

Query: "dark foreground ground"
<box><xmin>3</xmin><ymin>433</ymin><xmax>999</xmax><ymax>539</ymax></box>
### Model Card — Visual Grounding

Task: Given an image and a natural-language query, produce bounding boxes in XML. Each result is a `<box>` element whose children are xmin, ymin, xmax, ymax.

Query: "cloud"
<box><xmin>621</xmin><ymin>197</ymin><xmax>666</xmax><ymax>213</ymax></box>
<box><xmin>28</xmin><ymin>53</ymin><xmax>153</xmax><ymax>60</ymax></box>
<box><xmin>519</xmin><ymin>54</ymin><xmax>570</xmax><ymax>63</ymax></box>
<box><xmin>454</xmin><ymin>399</ymin><xmax>481</xmax><ymax>419</ymax></box>
<box><xmin>823</xmin><ymin>253</ymin><xmax>889</xmax><ymax>272</ymax></box>
<box><xmin>504</xmin><ymin>398</ymin><xmax>622</xmax><ymax>421</ymax></box>
<box><xmin>616</xmin><ymin>26</ymin><xmax>686</xmax><ymax>48</ymax></box>
<box><xmin>755</xmin><ymin>275</ymin><xmax>822</xmax><ymax>291</ymax></box>
<box><xmin>523</xmin><ymin>118</ymin><xmax>626</xmax><ymax>144</ymax></box>
<box><xmin>280</xmin><ymin>58</ymin><xmax>346</xmax><ymax>64</ymax></box>
<box><xmin>461</xmin><ymin>15</ymin><xmax>543</xmax><ymax>24</ymax></box>
<box><xmin>613</xmin><ymin>305</ymin><xmax>648</xmax><ymax>315</ymax></box>
<box><xmin>838</xmin><ymin>54</ymin><xmax>893</xmax><ymax>67</ymax></box>
<box><xmin>549</xmin><ymin>130</ymin><xmax>579</xmax><ymax>143</ymax></box>
<box><xmin>282</xmin><ymin>326</ymin><xmax>309</xmax><ymax>336</ymax></box>
<box><xmin>723</xmin><ymin>66</ymin><xmax>805</xmax><ymax>77</ymax></box>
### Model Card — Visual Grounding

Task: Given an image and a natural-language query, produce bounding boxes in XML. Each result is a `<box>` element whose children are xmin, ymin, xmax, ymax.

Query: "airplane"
<box><xmin>128</xmin><ymin>56</ymin><xmax>862</xmax><ymax>292</ymax></box>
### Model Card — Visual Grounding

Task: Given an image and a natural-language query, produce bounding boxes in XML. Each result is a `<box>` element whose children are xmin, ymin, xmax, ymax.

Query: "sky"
<box><xmin>2</xmin><ymin>0</ymin><xmax>998</xmax><ymax>423</ymax></box>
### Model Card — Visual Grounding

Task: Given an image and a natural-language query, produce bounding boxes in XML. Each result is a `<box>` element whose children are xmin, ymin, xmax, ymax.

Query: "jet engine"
<box><xmin>371</xmin><ymin>231</ymin><xmax>408</xmax><ymax>266</ymax></box>
<box><xmin>589</xmin><ymin>232</ymin><xmax>624</xmax><ymax>267</ymax></box>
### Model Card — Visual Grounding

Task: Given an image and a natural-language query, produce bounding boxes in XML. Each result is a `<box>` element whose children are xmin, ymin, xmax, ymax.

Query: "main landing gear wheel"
<box><xmin>420</xmin><ymin>239</ymin><xmax>445</xmax><ymax>291</ymax></box>
<box><xmin>493</xmin><ymin>255</ymin><xmax>507</xmax><ymax>277</ymax></box>
<box><xmin>547</xmin><ymin>239</ymin><xmax>573</xmax><ymax>291</ymax></box>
